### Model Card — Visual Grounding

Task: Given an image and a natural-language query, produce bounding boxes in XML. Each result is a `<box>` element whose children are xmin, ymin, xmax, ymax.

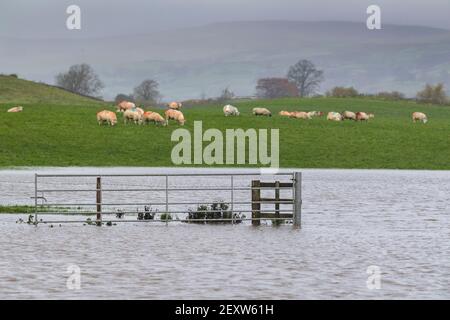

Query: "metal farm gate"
<box><xmin>33</xmin><ymin>172</ymin><xmax>302</xmax><ymax>227</ymax></box>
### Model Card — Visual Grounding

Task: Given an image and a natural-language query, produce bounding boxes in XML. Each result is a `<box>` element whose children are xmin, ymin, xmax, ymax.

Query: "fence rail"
<box><xmin>34</xmin><ymin>172</ymin><xmax>302</xmax><ymax>227</ymax></box>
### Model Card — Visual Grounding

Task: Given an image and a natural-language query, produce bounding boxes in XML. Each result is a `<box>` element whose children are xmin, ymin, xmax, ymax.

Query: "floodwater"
<box><xmin>0</xmin><ymin>167</ymin><xmax>449</xmax><ymax>299</ymax></box>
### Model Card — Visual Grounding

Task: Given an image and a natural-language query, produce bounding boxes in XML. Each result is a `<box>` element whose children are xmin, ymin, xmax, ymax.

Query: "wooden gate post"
<box><xmin>251</xmin><ymin>180</ymin><xmax>261</xmax><ymax>226</ymax></box>
<box><xmin>96</xmin><ymin>177</ymin><xmax>102</xmax><ymax>226</ymax></box>
<box><xmin>293</xmin><ymin>172</ymin><xmax>302</xmax><ymax>228</ymax></box>
<box><xmin>275</xmin><ymin>181</ymin><xmax>280</xmax><ymax>220</ymax></box>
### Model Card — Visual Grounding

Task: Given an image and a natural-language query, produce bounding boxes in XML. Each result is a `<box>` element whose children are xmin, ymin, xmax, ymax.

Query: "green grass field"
<box><xmin>1</xmin><ymin>75</ymin><xmax>449</xmax><ymax>169</ymax></box>
<box><xmin>0</xmin><ymin>75</ymin><xmax>103</xmax><ymax>105</ymax></box>
<box><xmin>1</xmin><ymin>94</ymin><xmax>450</xmax><ymax>169</ymax></box>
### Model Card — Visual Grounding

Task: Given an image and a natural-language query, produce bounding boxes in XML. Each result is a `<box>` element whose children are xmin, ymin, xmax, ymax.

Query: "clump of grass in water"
<box><xmin>137</xmin><ymin>206</ymin><xmax>156</xmax><ymax>220</ymax></box>
<box><xmin>186</xmin><ymin>202</ymin><xmax>245</xmax><ymax>224</ymax></box>
<box><xmin>84</xmin><ymin>218</ymin><xmax>116</xmax><ymax>226</ymax></box>
<box><xmin>27</xmin><ymin>214</ymin><xmax>36</xmax><ymax>225</ymax></box>
<box><xmin>0</xmin><ymin>205</ymin><xmax>65</xmax><ymax>214</ymax></box>
<box><xmin>271</xmin><ymin>219</ymin><xmax>285</xmax><ymax>226</ymax></box>
<box><xmin>160</xmin><ymin>213</ymin><xmax>172</xmax><ymax>221</ymax></box>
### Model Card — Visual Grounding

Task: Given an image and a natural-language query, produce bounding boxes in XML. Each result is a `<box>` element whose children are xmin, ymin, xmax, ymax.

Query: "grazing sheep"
<box><xmin>327</xmin><ymin>112</ymin><xmax>343</xmax><ymax>121</ymax></box>
<box><xmin>279</xmin><ymin>111</ymin><xmax>292</xmax><ymax>117</ymax></box>
<box><xmin>7</xmin><ymin>106</ymin><xmax>23</xmax><ymax>113</ymax></box>
<box><xmin>168</xmin><ymin>101</ymin><xmax>182</xmax><ymax>110</ymax></box>
<box><xmin>143</xmin><ymin>111</ymin><xmax>167</xmax><ymax>126</ymax></box>
<box><xmin>165</xmin><ymin>109</ymin><xmax>185</xmax><ymax>125</ymax></box>
<box><xmin>356</xmin><ymin>112</ymin><xmax>370</xmax><ymax>121</ymax></box>
<box><xmin>253</xmin><ymin>107</ymin><xmax>272</xmax><ymax>117</ymax></box>
<box><xmin>307</xmin><ymin>111</ymin><xmax>324</xmax><ymax>118</ymax></box>
<box><xmin>412</xmin><ymin>112</ymin><xmax>428</xmax><ymax>123</ymax></box>
<box><xmin>290</xmin><ymin>111</ymin><xmax>311</xmax><ymax>119</ymax></box>
<box><xmin>97</xmin><ymin>110</ymin><xmax>117</xmax><ymax>126</ymax></box>
<box><xmin>117</xmin><ymin>101</ymin><xmax>135</xmax><ymax>112</ymax></box>
<box><xmin>223</xmin><ymin>105</ymin><xmax>240</xmax><ymax>116</ymax></box>
<box><xmin>124</xmin><ymin>109</ymin><xmax>143</xmax><ymax>124</ymax></box>
<box><xmin>342</xmin><ymin>111</ymin><xmax>356</xmax><ymax>121</ymax></box>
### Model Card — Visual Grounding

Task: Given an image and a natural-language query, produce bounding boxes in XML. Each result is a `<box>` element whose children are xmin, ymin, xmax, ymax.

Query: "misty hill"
<box><xmin>0</xmin><ymin>75</ymin><xmax>104</xmax><ymax>105</ymax></box>
<box><xmin>1</xmin><ymin>21</ymin><xmax>450</xmax><ymax>100</ymax></box>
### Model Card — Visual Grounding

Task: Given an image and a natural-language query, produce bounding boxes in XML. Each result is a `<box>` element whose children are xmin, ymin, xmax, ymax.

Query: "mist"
<box><xmin>1</xmin><ymin>0</ymin><xmax>450</xmax><ymax>39</ymax></box>
<box><xmin>1</xmin><ymin>1</ymin><xmax>450</xmax><ymax>100</ymax></box>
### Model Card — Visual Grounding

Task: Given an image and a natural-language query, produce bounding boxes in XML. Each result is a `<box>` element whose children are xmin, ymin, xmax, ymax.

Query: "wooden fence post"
<box><xmin>275</xmin><ymin>181</ymin><xmax>280</xmax><ymax>221</ymax></box>
<box><xmin>251</xmin><ymin>180</ymin><xmax>261</xmax><ymax>226</ymax></box>
<box><xmin>96</xmin><ymin>176</ymin><xmax>102</xmax><ymax>226</ymax></box>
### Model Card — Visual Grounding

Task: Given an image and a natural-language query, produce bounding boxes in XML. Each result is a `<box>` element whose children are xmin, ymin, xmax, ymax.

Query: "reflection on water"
<box><xmin>0</xmin><ymin>167</ymin><xmax>449</xmax><ymax>299</ymax></box>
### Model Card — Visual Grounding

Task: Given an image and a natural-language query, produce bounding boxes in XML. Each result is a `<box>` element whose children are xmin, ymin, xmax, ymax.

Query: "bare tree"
<box><xmin>217</xmin><ymin>87</ymin><xmax>235</xmax><ymax>101</ymax></box>
<box><xmin>376</xmin><ymin>91</ymin><xmax>405</xmax><ymax>101</ymax></box>
<box><xmin>55</xmin><ymin>63</ymin><xmax>104</xmax><ymax>96</ymax></box>
<box><xmin>114</xmin><ymin>93</ymin><xmax>134</xmax><ymax>104</ymax></box>
<box><xmin>326</xmin><ymin>86</ymin><xmax>359</xmax><ymax>98</ymax></box>
<box><xmin>133</xmin><ymin>79</ymin><xmax>160</xmax><ymax>104</ymax></box>
<box><xmin>287</xmin><ymin>60</ymin><xmax>324</xmax><ymax>97</ymax></box>
<box><xmin>256</xmin><ymin>78</ymin><xmax>299</xmax><ymax>99</ymax></box>
<box><xmin>417</xmin><ymin>83</ymin><xmax>447</xmax><ymax>105</ymax></box>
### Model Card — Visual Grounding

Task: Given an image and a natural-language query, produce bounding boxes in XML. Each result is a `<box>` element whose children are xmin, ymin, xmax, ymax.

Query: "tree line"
<box><xmin>255</xmin><ymin>60</ymin><xmax>448</xmax><ymax>105</ymax></box>
<box><xmin>54</xmin><ymin>61</ymin><xmax>449</xmax><ymax>106</ymax></box>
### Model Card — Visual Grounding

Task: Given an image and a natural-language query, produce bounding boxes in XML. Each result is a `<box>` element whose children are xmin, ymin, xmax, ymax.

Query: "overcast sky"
<box><xmin>1</xmin><ymin>0</ymin><xmax>450</xmax><ymax>38</ymax></box>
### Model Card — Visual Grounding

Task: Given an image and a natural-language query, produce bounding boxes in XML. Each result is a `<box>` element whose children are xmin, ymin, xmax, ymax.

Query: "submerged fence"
<box><xmin>33</xmin><ymin>172</ymin><xmax>302</xmax><ymax>227</ymax></box>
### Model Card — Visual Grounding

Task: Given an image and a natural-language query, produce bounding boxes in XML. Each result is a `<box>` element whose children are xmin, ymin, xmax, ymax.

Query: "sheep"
<box><xmin>165</xmin><ymin>109</ymin><xmax>185</xmax><ymax>125</ymax></box>
<box><xmin>168</xmin><ymin>102</ymin><xmax>182</xmax><ymax>110</ymax></box>
<box><xmin>290</xmin><ymin>111</ymin><xmax>312</xmax><ymax>119</ymax></box>
<box><xmin>253</xmin><ymin>107</ymin><xmax>272</xmax><ymax>117</ymax></box>
<box><xmin>117</xmin><ymin>101</ymin><xmax>135</xmax><ymax>113</ymax></box>
<box><xmin>342</xmin><ymin>111</ymin><xmax>356</xmax><ymax>121</ymax></box>
<box><xmin>7</xmin><ymin>106</ymin><xmax>23</xmax><ymax>113</ymax></box>
<box><xmin>223</xmin><ymin>105</ymin><xmax>240</xmax><ymax>116</ymax></box>
<box><xmin>307</xmin><ymin>111</ymin><xmax>324</xmax><ymax>118</ymax></box>
<box><xmin>279</xmin><ymin>111</ymin><xmax>292</xmax><ymax>117</ymax></box>
<box><xmin>143</xmin><ymin>111</ymin><xmax>167</xmax><ymax>126</ymax></box>
<box><xmin>356</xmin><ymin>112</ymin><xmax>370</xmax><ymax>121</ymax></box>
<box><xmin>97</xmin><ymin>110</ymin><xmax>117</xmax><ymax>126</ymax></box>
<box><xmin>327</xmin><ymin>112</ymin><xmax>343</xmax><ymax>121</ymax></box>
<box><xmin>124</xmin><ymin>109</ymin><xmax>143</xmax><ymax>124</ymax></box>
<box><xmin>412</xmin><ymin>112</ymin><xmax>428</xmax><ymax>123</ymax></box>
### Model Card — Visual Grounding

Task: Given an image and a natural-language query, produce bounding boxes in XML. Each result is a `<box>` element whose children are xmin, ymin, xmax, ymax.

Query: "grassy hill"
<box><xmin>0</xmin><ymin>75</ymin><xmax>105</xmax><ymax>105</ymax></box>
<box><xmin>0</xmin><ymin>97</ymin><xmax>449</xmax><ymax>169</ymax></box>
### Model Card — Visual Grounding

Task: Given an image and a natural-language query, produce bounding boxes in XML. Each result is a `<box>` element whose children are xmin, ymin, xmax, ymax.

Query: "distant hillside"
<box><xmin>2</xmin><ymin>21</ymin><xmax>450</xmax><ymax>100</ymax></box>
<box><xmin>0</xmin><ymin>75</ymin><xmax>104</xmax><ymax>105</ymax></box>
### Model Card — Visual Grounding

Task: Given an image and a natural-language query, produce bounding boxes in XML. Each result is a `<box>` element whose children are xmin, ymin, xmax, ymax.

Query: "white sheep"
<box><xmin>223</xmin><ymin>105</ymin><xmax>240</xmax><ymax>116</ymax></box>
<box><xmin>253</xmin><ymin>107</ymin><xmax>272</xmax><ymax>117</ymax></box>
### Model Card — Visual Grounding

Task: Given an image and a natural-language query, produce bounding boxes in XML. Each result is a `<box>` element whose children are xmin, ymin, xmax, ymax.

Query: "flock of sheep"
<box><xmin>226</xmin><ymin>105</ymin><xmax>430</xmax><ymax>123</ymax></box>
<box><xmin>97</xmin><ymin>101</ymin><xmax>185</xmax><ymax>126</ymax></box>
<box><xmin>96</xmin><ymin>101</ymin><xmax>431</xmax><ymax>126</ymax></box>
<box><xmin>4</xmin><ymin>103</ymin><xmax>430</xmax><ymax>125</ymax></box>
<box><xmin>228</xmin><ymin>105</ymin><xmax>376</xmax><ymax>121</ymax></box>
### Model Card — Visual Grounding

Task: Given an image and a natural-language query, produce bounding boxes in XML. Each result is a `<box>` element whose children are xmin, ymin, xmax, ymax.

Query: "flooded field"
<box><xmin>0</xmin><ymin>168</ymin><xmax>449</xmax><ymax>299</ymax></box>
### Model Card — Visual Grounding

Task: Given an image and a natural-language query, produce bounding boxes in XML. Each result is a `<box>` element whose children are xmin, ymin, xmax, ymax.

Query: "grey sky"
<box><xmin>1</xmin><ymin>0</ymin><xmax>450</xmax><ymax>38</ymax></box>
